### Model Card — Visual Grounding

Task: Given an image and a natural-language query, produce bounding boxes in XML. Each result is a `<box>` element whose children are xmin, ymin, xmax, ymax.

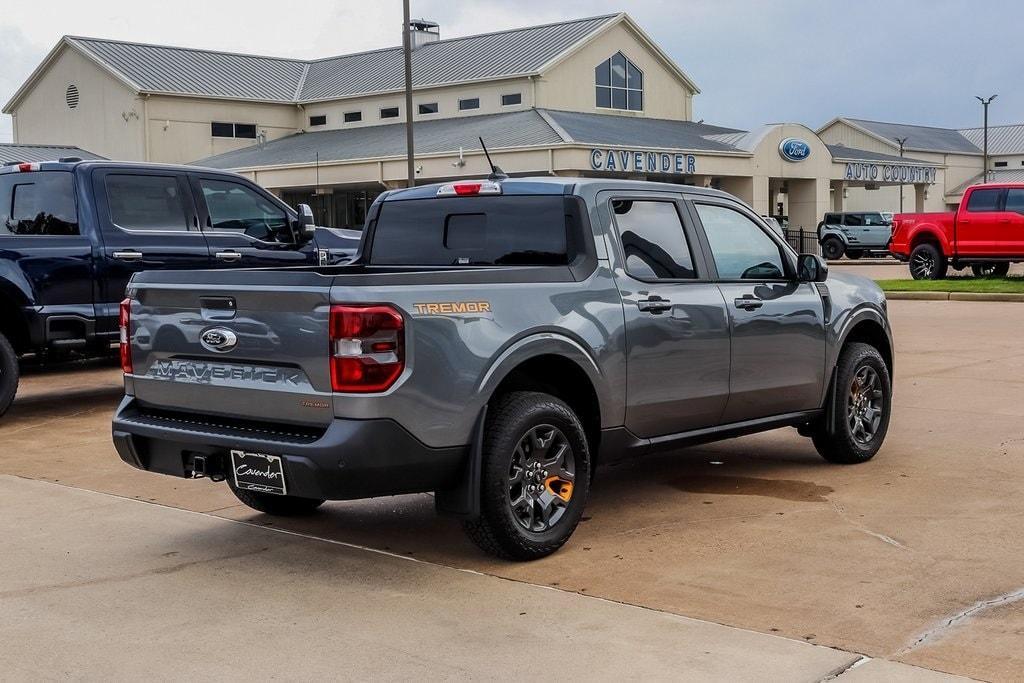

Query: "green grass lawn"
<box><xmin>875</xmin><ymin>276</ymin><xmax>1024</xmax><ymax>293</ymax></box>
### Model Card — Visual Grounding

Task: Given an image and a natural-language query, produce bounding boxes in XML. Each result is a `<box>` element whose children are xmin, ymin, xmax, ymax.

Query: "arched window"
<box><xmin>595</xmin><ymin>52</ymin><xmax>643</xmax><ymax>111</ymax></box>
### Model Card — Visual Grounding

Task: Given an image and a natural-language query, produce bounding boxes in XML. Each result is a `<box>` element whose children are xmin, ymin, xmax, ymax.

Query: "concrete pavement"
<box><xmin>0</xmin><ymin>475</ymin><xmax>965</xmax><ymax>681</ymax></box>
<box><xmin>2</xmin><ymin>300</ymin><xmax>1022</xmax><ymax>680</ymax></box>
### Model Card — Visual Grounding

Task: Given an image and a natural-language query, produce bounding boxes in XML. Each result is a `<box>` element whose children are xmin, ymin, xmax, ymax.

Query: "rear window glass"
<box><xmin>0</xmin><ymin>171</ymin><xmax>78</xmax><ymax>236</ymax></box>
<box><xmin>369</xmin><ymin>196</ymin><xmax>572</xmax><ymax>266</ymax></box>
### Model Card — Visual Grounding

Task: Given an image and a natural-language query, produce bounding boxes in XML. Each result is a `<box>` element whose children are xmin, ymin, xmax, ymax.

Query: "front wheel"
<box><xmin>971</xmin><ymin>262</ymin><xmax>1010</xmax><ymax>278</ymax></box>
<box><xmin>909</xmin><ymin>243</ymin><xmax>948</xmax><ymax>280</ymax></box>
<box><xmin>812</xmin><ymin>343</ymin><xmax>892</xmax><ymax>464</ymax></box>
<box><xmin>821</xmin><ymin>237</ymin><xmax>845</xmax><ymax>261</ymax></box>
<box><xmin>463</xmin><ymin>391</ymin><xmax>590</xmax><ymax>560</ymax></box>
<box><xmin>0</xmin><ymin>332</ymin><xmax>19</xmax><ymax>418</ymax></box>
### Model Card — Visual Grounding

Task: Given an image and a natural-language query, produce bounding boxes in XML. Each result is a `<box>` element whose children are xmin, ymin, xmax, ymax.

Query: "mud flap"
<box><xmin>434</xmin><ymin>405</ymin><xmax>486</xmax><ymax>520</ymax></box>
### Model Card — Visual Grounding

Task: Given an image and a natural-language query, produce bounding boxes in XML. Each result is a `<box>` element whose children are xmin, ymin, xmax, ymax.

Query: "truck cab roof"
<box><xmin>0</xmin><ymin>158</ymin><xmax>254</xmax><ymax>181</ymax></box>
<box><xmin>381</xmin><ymin>176</ymin><xmax>741</xmax><ymax>202</ymax></box>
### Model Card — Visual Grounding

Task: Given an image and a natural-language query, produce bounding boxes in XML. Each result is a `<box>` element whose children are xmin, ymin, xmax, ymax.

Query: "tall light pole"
<box><xmin>895</xmin><ymin>136</ymin><xmax>908</xmax><ymax>213</ymax></box>
<box><xmin>402</xmin><ymin>0</ymin><xmax>415</xmax><ymax>187</ymax></box>
<box><xmin>975</xmin><ymin>95</ymin><xmax>997</xmax><ymax>182</ymax></box>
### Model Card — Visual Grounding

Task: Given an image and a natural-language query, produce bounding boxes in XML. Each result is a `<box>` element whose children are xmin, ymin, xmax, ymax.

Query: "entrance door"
<box><xmin>190</xmin><ymin>174</ymin><xmax>317</xmax><ymax>268</ymax></box>
<box><xmin>605</xmin><ymin>193</ymin><xmax>731</xmax><ymax>438</ymax></box>
<box><xmin>690</xmin><ymin>200</ymin><xmax>826</xmax><ymax>423</ymax></box>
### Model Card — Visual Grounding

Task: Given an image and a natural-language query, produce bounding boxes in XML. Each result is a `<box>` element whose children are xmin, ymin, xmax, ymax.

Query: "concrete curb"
<box><xmin>885</xmin><ymin>291</ymin><xmax>1024</xmax><ymax>302</ymax></box>
<box><xmin>827</xmin><ymin>259</ymin><xmax>898</xmax><ymax>266</ymax></box>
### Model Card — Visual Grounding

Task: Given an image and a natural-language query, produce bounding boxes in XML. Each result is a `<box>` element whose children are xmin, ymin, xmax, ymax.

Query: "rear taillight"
<box><xmin>119</xmin><ymin>298</ymin><xmax>133</xmax><ymax>374</ymax></box>
<box><xmin>436</xmin><ymin>180</ymin><xmax>502</xmax><ymax>196</ymax></box>
<box><xmin>329</xmin><ymin>304</ymin><xmax>404</xmax><ymax>393</ymax></box>
<box><xmin>17</xmin><ymin>162</ymin><xmax>39</xmax><ymax>172</ymax></box>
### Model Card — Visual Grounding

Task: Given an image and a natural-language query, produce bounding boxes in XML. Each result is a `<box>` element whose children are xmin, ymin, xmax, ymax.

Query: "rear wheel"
<box><xmin>227</xmin><ymin>478</ymin><xmax>325</xmax><ymax>516</ymax></box>
<box><xmin>909</xmin><ymin>243</ymin><xmax>947</xmax><ymax>280</ymax></box>
<box><xmin>0</xmin><ymin>332</ymin><xmax>18</xmax><ymax>418</ymax></box>
<box><xmin>463</xmin><ymin>391</ymin><xmax>590</xmax><ymax>560</ymax></box>
<box><xmin>845</xmin><ymin>250</ymin><xmax>864</xmax><ymax>260</ymax></box>
<box><xmin>821</xmin><ymin>237</ymin><xmax>845</xmax><ymax>261</ymax></box>
<box><xmin>812</xmin><ymin>343</ymin><xmax>891</xmax><ymax>464</ymax></box>
<box><xmin>971</xmin><ymin>262</ymin><xmax>1010</xmax><ymax>278</ymax></box>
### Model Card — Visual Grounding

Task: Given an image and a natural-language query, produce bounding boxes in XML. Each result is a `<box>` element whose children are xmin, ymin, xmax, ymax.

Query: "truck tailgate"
<box><xmin>128</xmin><ymin>270</ymin><xmax>334</xmax><ymax>427</ymax></box>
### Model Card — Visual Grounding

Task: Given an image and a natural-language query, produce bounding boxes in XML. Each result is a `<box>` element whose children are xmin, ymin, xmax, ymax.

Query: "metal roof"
<box><xmin>826</xmin><ymin>144</ymin><xmax>934</xmax><ymax>165</ymax></box>
<box><xmin>541</xmin><ymin>110</ymin><xmax>743</xmax><ymax>153</ymax></box>
<box><xmin>195</xmin><ymin>109</ymin><xmax>567</xmax><ymax>169</ymax></box>
<box><xmin>300</xmin><ymin>15</ymin><xmax>616</xmax><ymax>101</ymax></box>
<box><xmin>61</xmin><ymin>16</ymin><xmax>617</xmax><ymax>104</ymax></box>
<box><xmin>948</xmin><ymin>168</ymin><xmax>1024</xmax><ymax>196</ymax></box>
<box><xmin>958</xmin><ymin>123</ymin><xmax>1024</xmax><ymax>156</ymax></box>
<box><xmin>0</xmin><ymin>143</ymin><xmax>105</xmax><ymax>164</ymax></box>
<box><xmin>845</xmin><ymin>118</ymin><xmax>981</xmax><ymax>154</ymax></box>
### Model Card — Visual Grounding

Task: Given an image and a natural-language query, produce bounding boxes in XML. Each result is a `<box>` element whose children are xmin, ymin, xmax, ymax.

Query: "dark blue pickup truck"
<box><xmin>0</xmin><ymin>158</ymin><xmax>358</xmax><ymax>415</ymax></box>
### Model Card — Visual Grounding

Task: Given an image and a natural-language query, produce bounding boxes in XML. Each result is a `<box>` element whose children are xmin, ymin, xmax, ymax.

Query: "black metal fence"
<box><xmin>782</xmin><ymin>228</ymin><xmax>820</xmax><ymax>256</ymax></box>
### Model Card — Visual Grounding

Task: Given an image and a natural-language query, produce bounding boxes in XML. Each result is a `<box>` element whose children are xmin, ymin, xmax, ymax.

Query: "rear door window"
<box><xmin>104</xmin><ymin>174</ymin><xmax>191</xmax><ymax>232</ymax></box>
<box><xmin>843</xmin><ymin>214</ymin><xmax>864</xmax><ymax>226</ymax></box>
<box><xmin>966</xmin><ymin>188</ymin><xmax>1003</xmax><ymax>212</ymax></box>
<box><xmin>611</xmin><ymin>199</ymin><xmax>696</xmax><ymax>280</ymax></box>
<box><xmin>0</xmin><ymin>171</ymin><xmax>78</xmax><ymax>235</ymax></box>
<box><xmin>369</xmin><ymin>196</ymin><xmax>570</xmax><ymax>266</ymax></box>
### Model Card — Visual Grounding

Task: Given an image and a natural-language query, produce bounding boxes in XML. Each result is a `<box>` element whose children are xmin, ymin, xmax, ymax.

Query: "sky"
<box><xmin>1</xmin><ymin>0</ymin><xmax>1022</xmax><ymax>143</ymax></box>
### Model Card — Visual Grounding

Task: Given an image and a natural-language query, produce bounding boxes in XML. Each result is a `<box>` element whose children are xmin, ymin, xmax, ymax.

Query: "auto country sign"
<box><xmin>590</xmin><ymin>148</ymin><xmax>697</xmax><ymax>174</ymax></box>
<box><xmin>844</xmin><ymin>162</ymin><xmax>938</xmax><ymax>184</ymax></box>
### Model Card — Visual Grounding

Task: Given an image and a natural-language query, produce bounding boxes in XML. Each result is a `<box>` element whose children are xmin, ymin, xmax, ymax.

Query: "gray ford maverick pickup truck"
<box><xmin>112</xmin><ymin>177</ymin><xmax>894</xmax><ymax>560</ymax></box>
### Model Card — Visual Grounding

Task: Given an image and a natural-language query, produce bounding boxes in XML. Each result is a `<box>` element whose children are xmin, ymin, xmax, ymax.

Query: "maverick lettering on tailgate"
<box><xmin>148</xmin><ymin>359</ymin><xmax>303</xmax><ymax>386</ymax></box>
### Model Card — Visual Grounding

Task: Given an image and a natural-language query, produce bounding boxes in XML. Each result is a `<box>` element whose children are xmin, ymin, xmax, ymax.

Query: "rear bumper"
<box><xmin>111</xmin><ymin>397</ymin><xmax>467</xmax><ymax>500</ymax></box>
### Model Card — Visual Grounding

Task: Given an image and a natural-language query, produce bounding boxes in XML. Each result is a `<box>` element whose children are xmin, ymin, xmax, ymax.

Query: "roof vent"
<box><xmin>65</xmin><ymin>84</ymin><xmax>80</xmax><ymax>109</ymax></box>
<box><xmin>408</xmin><ymin>19</ymin><xmax>440</xmax><ymax>50</ymax></box>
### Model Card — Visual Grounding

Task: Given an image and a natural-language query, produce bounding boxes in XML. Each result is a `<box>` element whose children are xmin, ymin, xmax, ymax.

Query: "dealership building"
<box><xmin>5</xmin><ymin>12</ymin><xmax>1023</xmax><ymax>229</ymax></box>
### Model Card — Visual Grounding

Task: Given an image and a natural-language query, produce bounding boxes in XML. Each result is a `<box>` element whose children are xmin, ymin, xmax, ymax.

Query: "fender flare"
<box><xmin>819</xmin><ymin>305</ymin><xmax>893</xmax><ymax>435</ymax></box>
<box><xmin>907</xmin><ymin>226</ymin><xmax>950</xmax><ymax>254</ymax></box>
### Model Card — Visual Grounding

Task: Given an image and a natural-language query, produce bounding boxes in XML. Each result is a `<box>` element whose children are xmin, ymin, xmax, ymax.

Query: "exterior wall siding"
<box><xmin>535</xmin><ymin>21</ymin><xmax>694</xmax><ymax>121</ymax></box>
<box><xmin>12</xmin><ymin>46</ymin><xmax>145</xmax><ymax>160</ymax></box>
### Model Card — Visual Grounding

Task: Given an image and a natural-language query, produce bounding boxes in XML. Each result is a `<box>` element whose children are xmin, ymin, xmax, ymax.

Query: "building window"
<box><xmin>994</xmin><ymin>161</ymin><xmax>1008</xmax><ymax>168</ymax></box>
<box><xmin>344</xmin><ymin>111</ymin><xmax>362</xmax><ymax>123</ymax></box>
<box><xmin>380</xmin><ymin>106</ymin><xmax>400</xmax><ymax>119</ymax></box>
<box><xmin>459</xmin><ymin>97</ymin><xmax>480</xmax><ymax>111</ymax></box>
<box><xmin>309</xmin><ymin>115</ymin><xmax>326</xmax><ymax>126</ymax></box>
<box><xmin>501</xmin><ymin>93</ymin><xmax>522</xmax><ymax>106</ymax></box>
<box><xmin>212</xmin><ymin>122</ymin><xmax>257</xmax><ymax>138</ymax></box>
<box><xmin>418</xmin><ymin>102</ymin><xmax>438</xmax><ymax>115</ymax></box>
<box><xmin>595</xmin><ymin>51</ymin><xmax>643</xmax><ymax>111</ymax></box>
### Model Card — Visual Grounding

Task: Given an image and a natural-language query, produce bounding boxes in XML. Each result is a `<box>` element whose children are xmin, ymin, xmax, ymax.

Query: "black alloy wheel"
<box><xmin>507</xmin><ymin>424</ymin><xmax>576</xmax><ymax>533</ymax></box>
<box><xmin>909</xmin><ymin>243</ymin><xmax>947</xmax><ymax>280</ymax></box>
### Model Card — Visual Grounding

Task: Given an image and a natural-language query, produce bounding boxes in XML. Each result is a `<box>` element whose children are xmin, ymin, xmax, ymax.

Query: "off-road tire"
<box><xmin>463</xmin><ymin>391</ymin><xmax>591</xmax><ymax>561</ymax></box>
<box><xmin>227</xmin><ymin>478</ymin><xmax>325</xmax><ymax>516</ymax></box>
<box><xmin>971</xmin><ymin>262</ymin><xmax>1010</xmax><ymax>278</ymax></box>
<box><xmin>812</xmin><ymin>343</ymin><xmax>891</xmax><ymax>464</ymax></box>
<box><xmin>909</xmin><ymin>243</ymin><xmax>947</xmax><ymax>280</ymax></box>
<box><xmin>821</xmin><ymin>237</ymin><xmax>845</xmax><ymax>261</ymax></box>
<box><xmin>846</xmin><ymin>250</ymin><xmax>864</xmax><ymax>260</ymax></box>
<box><xmin>0</xmin><ymin>332</ymin><xmax>18</xmax><ymax>418</ymax></box>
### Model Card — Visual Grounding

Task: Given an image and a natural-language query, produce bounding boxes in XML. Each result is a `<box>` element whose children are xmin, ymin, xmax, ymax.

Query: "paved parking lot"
<box><xmin>2</xmin><ymin>299</ymin><xmax>1021</xmax><ymax>680</ymax></box>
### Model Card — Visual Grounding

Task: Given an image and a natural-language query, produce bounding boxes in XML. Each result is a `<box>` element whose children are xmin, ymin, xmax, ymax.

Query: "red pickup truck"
<box><xmin>890</xmin><ymin>183</ymin><xmax>1024</xmax><ymax>279</ymax></box>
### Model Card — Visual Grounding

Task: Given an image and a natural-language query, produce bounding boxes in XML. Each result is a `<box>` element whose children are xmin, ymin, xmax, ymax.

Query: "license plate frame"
<box><xmin>230</xmin><ymin>450</ymin><xmax>287</xmax><ymax>496</ymax></box>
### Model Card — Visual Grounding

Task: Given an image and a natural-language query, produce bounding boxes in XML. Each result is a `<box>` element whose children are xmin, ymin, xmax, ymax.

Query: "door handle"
<box><xmin>734</xmin><ymin>296</ymin><xmax>764</xmax><ymax>311</ymax></box>
<box><xmin>112</xmin><ymin>250</ymin><xmax>143</xmax><ymax>261</ymax></box>
<box><xmin>637</xmin><ymin>296</ymin><xmax>672</xmax><ymax>313</ymax></box>
<box><xmin>215</xmin><ymin>251</ymin><xmax>243</xmax><ymax>262</ymax></box>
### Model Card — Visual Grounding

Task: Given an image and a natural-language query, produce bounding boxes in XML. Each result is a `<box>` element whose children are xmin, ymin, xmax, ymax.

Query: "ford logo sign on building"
<box><xmin>779</xmin><ymin>138</ymin><xmax>811</xmax><ymax>162</ymax></box>
<box><xmin>200</xmin><ymin>327</ymin><xmax>238</xmax><ymax>353</ymax></box>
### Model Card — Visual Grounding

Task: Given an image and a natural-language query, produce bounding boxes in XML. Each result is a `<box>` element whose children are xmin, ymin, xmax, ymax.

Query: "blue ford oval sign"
<box><xmin>779</xmin><ymin>138</ymin><xmax>811</xmax><ymax>162</ymax></box>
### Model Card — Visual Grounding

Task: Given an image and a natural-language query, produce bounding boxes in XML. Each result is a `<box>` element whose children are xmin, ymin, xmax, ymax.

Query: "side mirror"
<box><xmin>292</xmin><ymin>203</ymin><xmax>316</xmax><ymax>243</ymax></box>
<box><xmin>798</xmin><ymin>253</ymin><xmax>828</xmax><ymax>282</ymax></box>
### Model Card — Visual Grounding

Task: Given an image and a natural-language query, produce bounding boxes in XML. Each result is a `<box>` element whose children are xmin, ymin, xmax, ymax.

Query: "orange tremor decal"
<box><xmin>413</xmin><ymin>302</ymin><xmax>492</xmax><ymax>315</ymax></box>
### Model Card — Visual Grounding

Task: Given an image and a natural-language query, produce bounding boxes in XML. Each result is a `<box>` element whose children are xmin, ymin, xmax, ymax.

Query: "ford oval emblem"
<box><xmin>779</xmin><ymin>138</ymin><xmax>811</xmax><ymax>162</ymax></box>
<box><xmin>200</xmin><ymin>327</ymin><xmax>238</xmax><ymax>353</ymax></box>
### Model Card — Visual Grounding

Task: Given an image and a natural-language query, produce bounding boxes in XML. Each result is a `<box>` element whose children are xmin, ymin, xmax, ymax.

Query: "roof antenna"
<box><xmin>479</xmin><ymin>136</ymin><xmax>507</xmax><ymax>181</ymax></box>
